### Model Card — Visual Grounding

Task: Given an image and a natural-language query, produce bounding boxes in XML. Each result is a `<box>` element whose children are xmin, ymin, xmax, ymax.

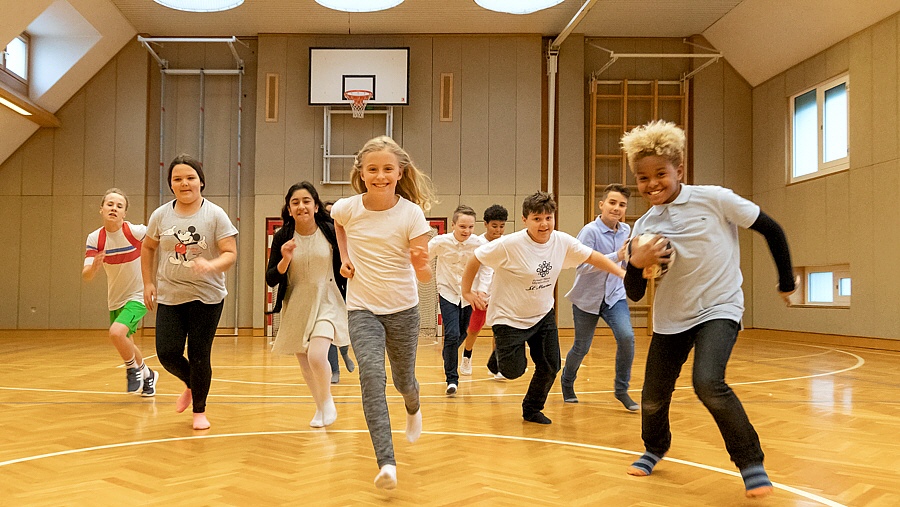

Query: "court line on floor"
<box><xmin>0</xmin><ymin>348</ymin><xmax>865</xmax><ymax>400</ymax></box>
<box><xmin>0</xmin><ymin>429</ymin><xmax>846</xmax><ymax>507</ymax></box>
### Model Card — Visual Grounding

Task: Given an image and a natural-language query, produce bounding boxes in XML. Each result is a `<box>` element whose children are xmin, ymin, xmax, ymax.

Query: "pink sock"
<box><xmin>176</xmin><ymin>388</ymin><xmax>192</xmax><ymax>413</ymax></box>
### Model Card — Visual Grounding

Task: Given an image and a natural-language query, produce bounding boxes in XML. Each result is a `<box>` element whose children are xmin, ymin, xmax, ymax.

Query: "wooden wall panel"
<box><xmin>488</xmin><ymin>38</ymin><xmax>517</xmax><ymax>195</ymax></box>
<box><xmin>460</xmin><ymin>38</ymin><xmax>490</xmax><ymax>197</ymax></box>
<box><xmin>53</xmin><ymin>93</ymin><xmax>86</xmax><ymax>196</ymax></box>
<box><xmin>0</xmin><ymin>196</ymin><xmax>21</xmax><ymax>327</ymax></box>
<box><xmin>83</xmin><ymin>62</ymin><xmax>117</xmax><ymax>197</ymax></box>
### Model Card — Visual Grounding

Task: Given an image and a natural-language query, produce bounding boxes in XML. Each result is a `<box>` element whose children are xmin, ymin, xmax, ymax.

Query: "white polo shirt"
<box><xmin>428</xmin><ymin>232</ymin><xmax>482</xmax><ymax>306</ymax></box>
<box><xmin>632</xmin><ymin>184</ymin><xmax>759</xmax><ymax>334</ymax></box>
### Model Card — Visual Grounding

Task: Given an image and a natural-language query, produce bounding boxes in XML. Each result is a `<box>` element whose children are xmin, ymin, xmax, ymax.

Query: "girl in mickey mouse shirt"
<box><xmin>142</xmin><ymin>154</ymin><xmax>238</xmax><ymax>431</ymax></box>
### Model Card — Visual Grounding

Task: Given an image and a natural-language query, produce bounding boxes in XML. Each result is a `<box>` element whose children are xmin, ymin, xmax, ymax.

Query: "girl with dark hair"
<box><xmin>266</xmin><ymin>181</ymin><xmax>349</xmax><ymax>427</ymax></box>
<box><xmin>142</xmin><ymin>154</ymin><xmax>238</xmax><ymax>431</ymax></box>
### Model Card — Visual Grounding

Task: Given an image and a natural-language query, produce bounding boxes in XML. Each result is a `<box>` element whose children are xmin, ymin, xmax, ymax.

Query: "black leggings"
<box><xmin>156</xmin><ymin>301</ymin><xmax>224</xmax><ymax>413</ymax></box>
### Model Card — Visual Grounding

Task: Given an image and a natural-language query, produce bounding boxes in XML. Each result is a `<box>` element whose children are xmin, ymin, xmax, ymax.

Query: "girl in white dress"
<box><xmin>266</xmin><ymin>182</ymin><xmax>349</xmax><ymax>427</ymax></box>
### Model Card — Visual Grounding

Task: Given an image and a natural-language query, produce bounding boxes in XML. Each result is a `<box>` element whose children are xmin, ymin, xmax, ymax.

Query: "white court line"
<box><xmin>0</xmin><ymin>347</ymin><xmax>866</xmax><ymax>400</ymax></box>
<box><xmin>211</xmin><ymin>376</ymin><xmax>495</xmax><ymax>387</ymax></box>
<box><xmin>0</xmin><ymin>429</ymin><xmax>846</xmax><ymax>507</ymax></box>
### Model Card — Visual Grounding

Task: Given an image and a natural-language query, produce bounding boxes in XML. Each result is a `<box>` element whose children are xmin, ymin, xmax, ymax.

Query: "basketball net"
<box><xmin>344</xmin><ymin>90</ymin><xmax>372</xmax><ymax>119</ymax></box>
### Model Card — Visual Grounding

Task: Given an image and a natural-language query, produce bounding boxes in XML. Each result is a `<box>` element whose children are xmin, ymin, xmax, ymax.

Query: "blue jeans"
<box><xmin>439</xmin><ymin>296</ymin><xmax>472</xmax><ymax>384</ymax></box>
<box><xmin>562</xmin><ymin>301</ymin><xmax>634</xmax><ymax>394</ymax></box>
<box><xmin>641</xmin><ymin>319</ymin><xmax>764</xmax><ymax>469</ymax></box>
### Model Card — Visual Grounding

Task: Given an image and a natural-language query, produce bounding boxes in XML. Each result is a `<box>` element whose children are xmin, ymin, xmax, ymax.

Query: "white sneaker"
<box><xmin>460</xmin><ymin>356</ymin><xmax>472</xmax><ymax>376</ymax></box>
<box><xmin>493</xmin><ymin>372</ymin><xmax>507</xmax><ymax>381</ymax></box>
<box><xmin>446</xmin><ymin>383</ymin><xmax>458</xmax><ymax>396</ymax></box>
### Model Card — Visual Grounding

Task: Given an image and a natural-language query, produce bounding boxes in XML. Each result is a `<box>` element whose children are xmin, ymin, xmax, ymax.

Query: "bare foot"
<box><xmin>746</xmin><ymin>485</ymin><xmax>773</xmax><ymax>498</ymax></box>
<box><xmin>192</xmin><ymin>412</ymin><xmax>210</xmax><ymax>430</ymax></box>
<box><xmin>176</xmin><ymin>388</ymin><xmax>192</xmax><ymax>413</ymax></box>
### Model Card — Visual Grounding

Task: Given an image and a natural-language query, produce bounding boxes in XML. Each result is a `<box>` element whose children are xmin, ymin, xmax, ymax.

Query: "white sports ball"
<box><xmin>626</xmin><ymin>233</ymin><xmax>676</xmax><ymax>279</ymax></box>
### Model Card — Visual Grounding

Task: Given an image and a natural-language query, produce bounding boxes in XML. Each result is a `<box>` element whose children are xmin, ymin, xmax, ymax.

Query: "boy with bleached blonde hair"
<box><xmin>621</xmin><ymin>120</ymin><xmax>797</xmax><ymax>499</ymax></box>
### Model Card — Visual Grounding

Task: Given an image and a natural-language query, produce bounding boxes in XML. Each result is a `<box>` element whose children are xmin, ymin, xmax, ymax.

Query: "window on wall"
<box><xmin>799</xmin><ymin>265</ymin><xmax>851</xmax><ymax>307</ymax></box>
<box><xmin>1</xmin><ymin>34</ymin><xmax>29</xmax><ymax>84</ymax></box>
<box><xmin>790</xmin><ymin>74</ymin><xmax>849</xmax><ymax>183</ymax></box>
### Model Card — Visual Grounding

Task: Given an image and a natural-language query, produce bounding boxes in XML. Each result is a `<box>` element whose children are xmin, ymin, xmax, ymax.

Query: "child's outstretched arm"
<box><xmin>82</xmin><ymin>252</ymin><xmax>105</xmax><ymax>281</ymax></box>
<box><xmin>409</xmin><ymin>233</ymin><xmax>431</xmax><ymax>283</ymax></box>
<box><xmin>461</xmin><ymin>255</ymin><xmax>487</xmax><ymax>310</ymax></box>
<box><xmin>141</xmin><ymin>237</ymin><xmax>159</xmax><ymax>311</ymax></box>
<box><xmin>335</xmin><ymin>222</ymin><xmax>354</xmax><ymax>279</ymax></box>
<box><xmin>584</xmin><ymin>250</ymin><xmax>626</xmax><ymax>278</ymax></box>
<box><xmin>748</xmin><ymin>210</ymin><xmax>798</xmax><ymax>306</ymax></box>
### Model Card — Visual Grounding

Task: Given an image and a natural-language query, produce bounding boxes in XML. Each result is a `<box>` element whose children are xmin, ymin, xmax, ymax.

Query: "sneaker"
<box><xmin>561</xmin><ymin>382</ymin><xmax>578</xmax><ymax>403</ymax></box>
<box><xmin>141</xmin><ymin>368</ymin><xmax>158</xmax><ymax>397</ymax></box>
<box><xmin>460</xmin><ymin>356</ymin><xmax>472</xmax><ymax>376</ymax></box>
<box><xmin>446</xmin><ymin>383</ymin><xmax>457</xmax><ymax>396</ymax></box>
<box><xmin>493</xmin><ymin>372</ymin><xmax>507</xmax><ymax>381</ymax></box>
<box><xmin>126</xmin><ymin>367</ymin><xmax>143</xmax><ymax>394</ymax></box>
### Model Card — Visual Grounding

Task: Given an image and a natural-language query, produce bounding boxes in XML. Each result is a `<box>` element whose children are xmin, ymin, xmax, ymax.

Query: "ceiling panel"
<box><xmin>109</xmin><ymin>0</ymin><xmax>741</xmax><ymax>37</ymax></box>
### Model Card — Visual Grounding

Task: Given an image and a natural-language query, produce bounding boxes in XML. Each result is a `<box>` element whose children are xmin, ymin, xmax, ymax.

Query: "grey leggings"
<box><xmin>348</xmin><ymin>307</ymin><xmax>421</xmax><ymax>468</ymax></box>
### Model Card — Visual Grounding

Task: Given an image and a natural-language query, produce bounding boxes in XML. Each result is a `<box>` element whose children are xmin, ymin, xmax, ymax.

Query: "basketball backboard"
<box><xmin>309</xmin><ymin>47</ymin><xmax>409</xmax><ymax>106</ymax></box>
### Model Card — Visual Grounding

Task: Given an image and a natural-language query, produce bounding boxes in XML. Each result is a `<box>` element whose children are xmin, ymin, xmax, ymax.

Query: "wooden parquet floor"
<box><xmin>1</xmin><ymin>329</ymin><xmax>899</xmax><ymax>506</ymax></box>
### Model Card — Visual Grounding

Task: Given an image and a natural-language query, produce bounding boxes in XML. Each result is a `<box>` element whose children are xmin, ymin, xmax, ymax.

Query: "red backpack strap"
<box><xmin>121</xmin><ymin>222</ymin><xmax>142</xmax><ymax>249</ymax></box>
<box><xmin>97</xmin><ymin>228</ymin><xmax>107</xmax><ymax>253</ymax></box>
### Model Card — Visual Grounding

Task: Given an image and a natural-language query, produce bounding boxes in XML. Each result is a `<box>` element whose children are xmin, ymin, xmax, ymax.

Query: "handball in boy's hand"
<box><xmin>626</xmin><ymin>233</ymin><xmax>676</xmax><ymax>279</ymax></box>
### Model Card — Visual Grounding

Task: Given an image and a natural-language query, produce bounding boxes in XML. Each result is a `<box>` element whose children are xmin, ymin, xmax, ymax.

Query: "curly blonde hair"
<box><xmin>620</xmin><ymin>120</ymin><xmax>685</xmax><ymax>172</ymax></box>
<box><xmin>350</xmin><ymin>136</ymin><xmax>437</xmax><ymax>212</ymax></box>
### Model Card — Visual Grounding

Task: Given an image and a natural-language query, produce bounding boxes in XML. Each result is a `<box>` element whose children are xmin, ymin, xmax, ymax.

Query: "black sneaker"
<box><xmin>126</xmin><ymin>367</ymin><xmax>143</xmax><ymax>394</ymax></box>
<box><xmin>141</xmin><ymin>368</ymin><xmax>158</xmax><ymax>397</ymax></box>
<box><xmin>561</xmin><ymin>382</ymin><xmax>578</xmax><ymax>403</ymax></box>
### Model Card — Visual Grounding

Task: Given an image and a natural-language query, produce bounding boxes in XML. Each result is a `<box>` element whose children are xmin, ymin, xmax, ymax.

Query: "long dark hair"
<box><xmin>280</xmin><ymin>181</ymin><xmax>331</xmax><ymax>228</ymax></box>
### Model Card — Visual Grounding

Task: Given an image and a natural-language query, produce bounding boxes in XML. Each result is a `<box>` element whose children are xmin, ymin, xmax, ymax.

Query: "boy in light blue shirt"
<box><xmin>562</xmin><ymin>183</ymin><xmax>637</xmax><ymax>410</ymax></box>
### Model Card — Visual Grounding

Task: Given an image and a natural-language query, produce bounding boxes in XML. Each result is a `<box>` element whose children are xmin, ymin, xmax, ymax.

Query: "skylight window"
<box><xmin>474</xmin><ymin>0</ymin><xmax>564</xmax><ymax>14</ymax></box>
<box><xmin>315</xmin><ymin>0</ymin><xmax>404</xmax><ymax>12</ymax></box>
<box><xmin>153</xmin><ymin>0</ymin><xmax>244</xmax><ymax>12</ymax></box>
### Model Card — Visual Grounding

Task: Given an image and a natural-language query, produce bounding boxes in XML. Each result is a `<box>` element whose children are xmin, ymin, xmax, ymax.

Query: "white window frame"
<box><xmin>801</xmin><ymin>265</ymin><xmax>851</xmax><ymax>307</ymax></box>
<box><xmin>789</xmin><ymin>74</ymin><xmax>849</xmax><ymax>184</ymax></box>
<box><xmin>1</xmin><ymin>33</ymin><xmax>29</xmax><ymax>91</ymax></box>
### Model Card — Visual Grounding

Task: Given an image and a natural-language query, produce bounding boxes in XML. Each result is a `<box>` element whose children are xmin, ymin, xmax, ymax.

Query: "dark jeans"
<box><xmin>155</xmin><ymin>300</ymin><xmax>224</xmax><ymax>414</ymax></box>
<box><xmin>328</xmin><ymin>344</ymin><xmax>350</xmax><ymax>374</ymax></box>
<box><xmin>492</xmin><ymin>309</ymin><xmax>560</xmax><ymax>418</ymax></box>
<box><xmin>641</xmin><ymin>319</ymin><xmax>764</xmax><ymax>469</ymax></box>
<box><xmin>439</xmin><ymin>296</ymin><xmax>472</xmax><ymax>384</ymax></box>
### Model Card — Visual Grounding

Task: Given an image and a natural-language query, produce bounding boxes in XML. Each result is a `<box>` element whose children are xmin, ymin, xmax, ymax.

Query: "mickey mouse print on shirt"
<box><xmin>160</xmin><ymin>224</ymin><xmax>208</xmax><ymax>267</ymax></box>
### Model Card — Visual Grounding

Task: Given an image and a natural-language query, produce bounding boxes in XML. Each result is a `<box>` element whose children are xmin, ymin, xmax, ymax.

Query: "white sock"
<box><xmin>374</xmin><ymin>464</ymin><xmax>397</xmax><ymax>490</ymax></box>
<box><xmin>406</xmin><ymin>408</ymin><xmax>422</xmax><ymax>443</ymax></box>
<box><xmin>322</xmin><ymin>399</ymin><xmax>337</xmax><ymax>426</ymax></box>
<box><xmin>140</xmin><ymin>363</ymin><xmax>150</xmax><ymax>376</ymax></box>
<box><xmin>124</xmin><ymin>356</ymin><xmax>137</xmax><ymax>369</ymax></box>
<box><xmin>310</xmin><ymin>410</ymin><xmax>325</xmax><ymax>428</ymax></box>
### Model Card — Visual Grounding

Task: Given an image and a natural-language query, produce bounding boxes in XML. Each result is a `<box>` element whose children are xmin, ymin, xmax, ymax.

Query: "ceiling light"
<box><xmin>315</xmin><ymin>0</ymin><xmax>404</xmax><ymax>13</ymax></box>
<box><xmin>153</xmin><ymin>0</ymin><xmax>244</xmax><ymax>13</ymax></box>
<box><xmin>475</xmin><ymin>0</ymin><xmax>564</xmax><ymax>15</ymax></box>
<box><xmin>0</xmin><ymin>97</ymin><xmax>32</xmax><ymax>116</ymax></box>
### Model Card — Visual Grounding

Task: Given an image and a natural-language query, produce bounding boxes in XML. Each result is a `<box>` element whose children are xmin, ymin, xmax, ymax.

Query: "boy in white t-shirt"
<box><xmin>461</xmin><ymin>192</ymin><xmax>625</xmax><ymax>424</ymax></box>
<box><xmin>83</xmin><ymin>188</ymin><xmax>158</xmax><ymax>396</ymax></box>
<box><xmin>460</xmin><ymin>204</ymin><xmax>508</xmax><ymax>377</ymax></box>
<box><xmin>428</xmin><ymin>205</ymin><xmax>481</xmax><ymax>396</ymax></box>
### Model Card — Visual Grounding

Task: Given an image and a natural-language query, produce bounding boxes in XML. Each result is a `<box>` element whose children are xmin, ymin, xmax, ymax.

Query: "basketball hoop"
<box><xmin>344</xmin><ymin>89</ymin><xmax>372</xmax><ymax>118</ymax></box>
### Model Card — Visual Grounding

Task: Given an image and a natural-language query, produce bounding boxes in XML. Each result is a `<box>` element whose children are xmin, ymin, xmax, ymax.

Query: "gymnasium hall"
<box><xmin>1</xmin><ymin>1</ymin><xmax>899</xmax><ymax>505</ymax></box>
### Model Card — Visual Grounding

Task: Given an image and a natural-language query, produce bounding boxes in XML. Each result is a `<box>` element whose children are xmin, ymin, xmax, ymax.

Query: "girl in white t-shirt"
<box><xmin>330</xmin><ymin>136</ymin><xmax>436</xmax><ymax>490</ymax></box>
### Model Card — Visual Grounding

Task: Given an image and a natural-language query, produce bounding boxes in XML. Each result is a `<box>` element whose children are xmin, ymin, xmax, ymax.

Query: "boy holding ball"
<box><xmin>622</xmin><ymin>121</ymin><xmax>797</xmax><ymax>499</ymax></box>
